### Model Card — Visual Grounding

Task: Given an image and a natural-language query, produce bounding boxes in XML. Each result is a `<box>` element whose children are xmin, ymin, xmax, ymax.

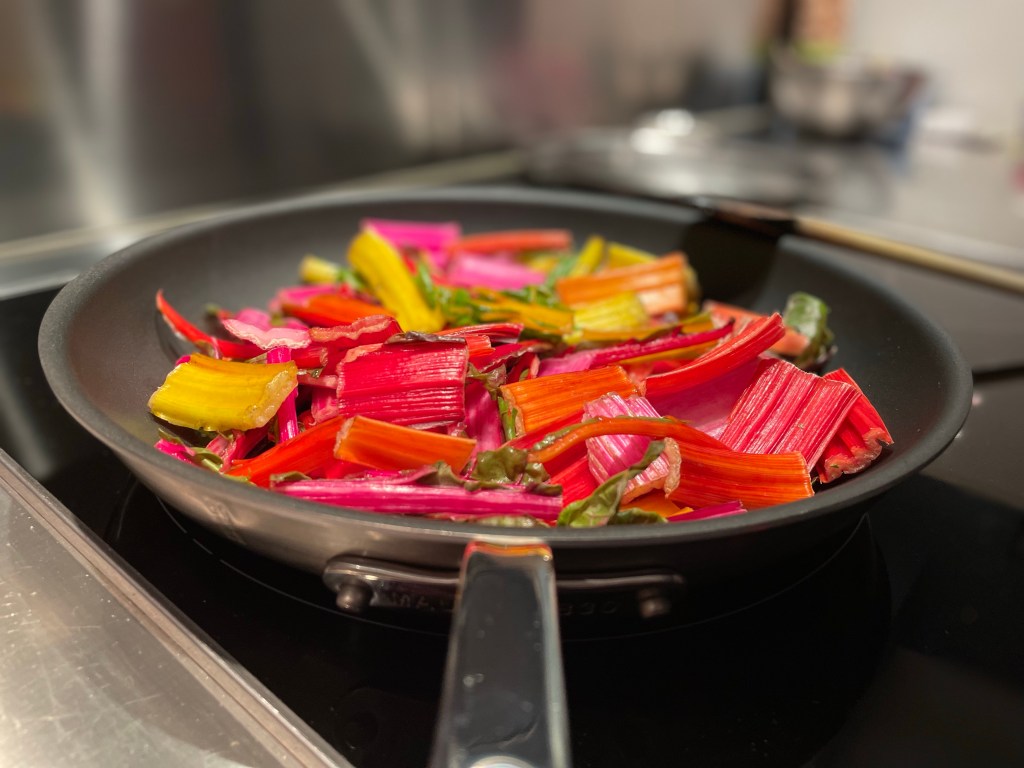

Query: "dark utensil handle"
<box><xmin>429</xmin><ymin>541</ymin><xmax>571</xmax><ymax>768</ymax></box>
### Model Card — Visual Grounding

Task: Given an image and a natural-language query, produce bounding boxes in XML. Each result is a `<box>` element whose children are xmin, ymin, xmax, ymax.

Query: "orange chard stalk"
<box><xmin>447</xmin><ymin>229</ymin><xmax>572</xmax><ymax>254</ymax></box>
<box><xmin>334</xmin><ymin>415</ymin><xmax>476</xmax><ymax>472</ymax></box>
<box><xmin>665</xmin><ymin>445</ymin><xmax>812</xmax><ymax>510</ymax></box>
<box><xmin>282</xmin><ymin>293</ymin><xmax>394</xmax><ymax>327</ymax></box>
<box><xmin>556</xmin><ymin>253</ymin><xmax>687</xmax><ymax>316</ymax></box>
<box><xmin>226</xmin><ymin>416</ymin><xmax>344</xmax><ymax>487</ymax></box>
<box><xmin>500</xmin><ymin>366</ymin><xmax>637</xmax><ymax>435</ymax></box>
<box><xmin>527</xmin><ymin>415</ymin><xmax>727</xmax><ymax>465</ymax></box>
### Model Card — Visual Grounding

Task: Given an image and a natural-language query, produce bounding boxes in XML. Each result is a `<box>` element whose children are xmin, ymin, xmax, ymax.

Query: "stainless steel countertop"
<box><xmin>0</xmin><ymin>449</ymin><xmax>347</xmax><ymax>767</ymax></box>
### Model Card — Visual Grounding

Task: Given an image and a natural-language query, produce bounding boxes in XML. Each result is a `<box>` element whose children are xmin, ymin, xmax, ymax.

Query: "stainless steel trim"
<box><xmin>0</xmin><ymin>448</ymin><xmax>349</xmax><ymax>767</ymax></box>
<box><xmin>324</xmin><ymin>554</ymin><xmax>685</xmax><ymax>620</ymax></box>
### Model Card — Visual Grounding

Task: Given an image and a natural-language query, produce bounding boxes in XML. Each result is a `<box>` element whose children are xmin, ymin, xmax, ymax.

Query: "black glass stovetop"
<box><xmin>3</xmin><ymin>270</ymin><xmax>1024</xmax><ymax>766</ymax></box>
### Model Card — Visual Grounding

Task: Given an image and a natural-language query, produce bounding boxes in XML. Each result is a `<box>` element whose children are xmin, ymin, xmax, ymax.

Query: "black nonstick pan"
<box><xmin>39</xmin><ymin>187</ymin><xmax>971</xmax><ymax>767</ymax></box>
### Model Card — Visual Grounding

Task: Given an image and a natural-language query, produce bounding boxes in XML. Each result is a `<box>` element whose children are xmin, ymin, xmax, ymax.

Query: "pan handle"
<box><xmin>429</xmin><ymin>540</ymin><xmax>571</xmax><ymax>768</ymax></box>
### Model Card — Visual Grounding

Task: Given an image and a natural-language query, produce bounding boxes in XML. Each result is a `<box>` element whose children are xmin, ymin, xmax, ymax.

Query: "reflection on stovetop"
<box><xmin>4</xmin><ymin>260</ymin><xmax>1024</xmax><ymax>765</ymax></box>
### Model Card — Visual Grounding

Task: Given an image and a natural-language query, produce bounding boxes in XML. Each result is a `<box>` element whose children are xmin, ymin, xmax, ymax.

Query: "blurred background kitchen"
<box><xmin>2</xmin><ymin>0</ymin><xmax>1024</xmax><ymax>295</ymax></box>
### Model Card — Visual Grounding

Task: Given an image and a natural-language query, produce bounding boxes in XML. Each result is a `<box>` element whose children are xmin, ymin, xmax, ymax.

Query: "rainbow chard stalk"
<box><xmin>583</xmin><ymin>393</ymin><xmax>674</xmax><ymax>501</ymax></box>
<box><xmin>719</xmin><ymin>358</ymin><xmax>859</xmax><ymax>466</ymax></box>
<box><xmin>547</xmin><ymin>455</ymin><xmax>599</xmax><ymax>505</ymax></box>
<box><xmin>205</xmin><ymin>426</ymin><xmax>270</xmax><ymax>470</ymax></box>
<box><xmin>148</xmin><ymin>354</ymin><xmax>297</xmax><ymax>432</ymax></box>
<box><xmin>816</xmin><ymin>368</ymin><xmax>894</xmax><ymax>483</ymax></box>
<box><xmin>308</xmin><ymin>315</ymin><xmax>402</xmax><ymax>368</ymax></box>
<box><xmin>226</xmin><ymin>416</ymin><xmax>344</xmax><ymax>487</ymax></box>
<box><xmin>335</xmin><ymin>339</ymin><xmax>469</xmax><ymax>427</ymax></box>
<box><xmin>538</xmin><ymin>324</ymin><xmax>733</xmax><ymax>376</ymax></box>
<box><xmin>464</xmin><ymin>378</ymin><xmax>505</xmax><ymax>453</ymax></box>
<box><xmin>557</xmin><ymin>441</ymin><xmax>667</xmax><ymax>527</ymax></box>
<box><xmin>647</xmin><ymin>357</ymin><xmax>762</xmax><ymax>440</ymax></box>
<box><xmin>333</xmin><ymin>415</ymin><xmax>477</xmax><ymax>472</ymax></box>
<box><xmin>275</xmin><ymin>479</ymin><xmax>563</xmax><ymax>522</ymax></box>
<box><xmin>667</xmin><ymin>500</ymin><xmax>747</xmax><ymax>522</ymax></box>
<box><xmin>363</xmin><ymin>218</ymin><xmax>460</xmax><ymax>269</ymax></box>
<box><xmin>348</xmin><ymin>228</ymin><xmax>444</xmax><ymax>332</ymax></box>
<box><xmin>644</xmin><ymin>313</ymin><xmax>786</xmax><ymax>404</ymax></box>
<box><xmin>266</xmin><ymin>347</ymin><xmax>299</xmax><ymax>442</ymax></box>
<box><xmin>499</xmin><ymin>365</ymin><xmax>637</xmax><ymax>435</ymax></box>
<box><xmin>556</xmin><ymin>254</ymin><xmax>689</xmax><ymax>316</ymax></box>
<box><xmin>155</xmin><ymin>291</ymin><xmax>261</xmax><ymax>360</ymax></box>
<box><xmin>310</xmin><ymin>387</ymin><xmax>340</xmax><ymax>423</ymax></box>
<box><xmin>223</xmin><ymin>318</ymin><xmax>311</xmax><ymax>351</ymax></box>
<box><xmin>447</xmin><ymin>253</ymin><xmax>547</xmax><ymax>291</ymax></box>
<box><xmin>665</xmin><ymin>445</ymin><xmax>813</xmax><ymax>510</ymax></box>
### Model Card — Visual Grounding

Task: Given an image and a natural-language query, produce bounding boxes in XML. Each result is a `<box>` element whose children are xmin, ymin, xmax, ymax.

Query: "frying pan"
<box><xmin>39</xmin><ymin>187</ymin><xmax>971</xmax><ymax>767</ymax></box>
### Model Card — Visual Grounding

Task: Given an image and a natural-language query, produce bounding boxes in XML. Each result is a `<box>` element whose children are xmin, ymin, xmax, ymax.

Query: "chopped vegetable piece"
<box><xmin>666</xmin><ymin>445</ymin><xmax>812</xmax><ymax>510</ymax></box>
<box><xmin>547</xmin><ymin>455</ymin><xmax>599</xmax><ymax>505</ymax></box>
<box><xmin>538</xmin><ymin>324</ymin><xmax>733</xmax><ymax>377</ymax></box>
<box><xmin>333</xmin><ymin>415</ymin><xmax>476</xmax><ymax>472</ymax></box>
<box><xmin>500</xmin><ymin>365</ymin><xmax>637</xmax><ymax>434</ymax></box>
<box><xmin>649</xmin><ymin>357</ymin><xmax>761</xmax><ymax>439</ymax></box>
<box><xmin>148</xmin><ymin>354</ymin><xmax>297</xmax><ymax>433</ymax></box>
<box><xmin>704</xmin><ymin>300</ymin><xmax>809</xmax><ymax>358</ymax></box>
<box><xmin>223</xmin><ymin>318</ymin><xmax>311</xmax><ymax>351</ymax></box>
<box><xmin>782</xmin><ymin>292</ymin><xmax>835</xmax><ymax>367</ymax></box>
<box><xmin>156</xmin><ymin>290</ymin><xmax>261</xmax><ymax>360</ymax></box>
<box><xmin>556</xmin><ymin>254</ymin><xmax>688</xmax><ymax>316</ymax></box>
<box><xmin>299</xmin><ymin>255</ymin><xmax>346</xmax><ymax>284</ymax></box>
<box><xmin>816</xmin><ymin>368</ymin><xmax>893</xmax><ymax>483</ymax></box>
<box><xmin>571</xmin><ymin>293</ymin><xmax>649</xmax><ymax>333</ymax></box>
<box><xmin>568</xmin><ymin>235</ymin><xmax>605</xmax><ymax>277</ymax></box>
<box><xmin>464</xmin><ymin>378</ymin><xmax>504</xmax><ymax>453</ymax></box>
<box><xmin>335</xmin><ymin>340</ymin><xmax>468</xmax><ymax>427</ymax></box>
<box><xmin>583</xmin><ymin>394</ymin><xmax>675</xmax><ymax>501</ymax></box>
<box><xmin>629</xmin><ymin>492</ymin><xmax>685</xmax><ymax>517</ymax></box>
<box><xmin>667</xmin><ymin>500</ymin><xmax>746</xmax><ymax>522</ymax></box>
<box><xmin>528</xmin><ymin>413</ymin><xmax>727</xmax><ymax>466</ymax></box>
<box><xmin>436</xmin><ymin>322</ymin><xmax>524</xmax><ymax>343</ymax></box>
<box><xmin>348</xmin><ymin>229</ymin><xmax>444</xmax><ymax>332</ymax></box>
<box><xmin>644</xmin><ymin>313</ymin><xmax>786</xmax><ymax>402</ymax></box>
<box><xmin>448</xmin><ymin>229</ymin><xmax>572</xmax><ymax>255</ymax></box>
<box><xmin>276</xmin><ymin>479</ymin><xmax>563</xmax><ymax>521</ymax></box>
<box><xmin>720</xmin><ymin>358</ymin><xmax>859</xmax><ymax>466</ymax></box>
<box><xmin>267</xmin><ymin>347</ymin><xmax>300</xmax><ymax>442</ymax></box>
<box><xmin>281</xmin><ymin>293</ymin><xmax>394</xmax><ymax>327</ymax></box>
<box><xmin>447</xmin><ymin>253</ymin><xmax>547</xmax><ymax>291</ymax></box>
<box><xmin>473</xmin><ymin>290</ymin><xmax>575</xmax><ymax>336</ymax></box>
<box><xmin>557</xmin><ymin>441</ymin><xmax>664</xmax><ymax>527</ymax></box>
<box><xmin>363</xmin><ymin>218</ymin><xmax>460</xmax><ymax>269</ymax></box>
<box><xmin>226</xmin><ymin>416</ymin><xmax>344</xmax><ymax>487</ymax></box>
<box><xmin>606</xmin><ymin>241</ymin><xmax>657</xmax><ymax>267</ymax></box>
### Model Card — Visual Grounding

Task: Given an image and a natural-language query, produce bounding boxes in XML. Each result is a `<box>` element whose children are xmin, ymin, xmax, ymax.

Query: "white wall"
<box><xmin>847</xmin><ymin>0</ymin><xmax>1024</xmax><ymax>137</ymax></box>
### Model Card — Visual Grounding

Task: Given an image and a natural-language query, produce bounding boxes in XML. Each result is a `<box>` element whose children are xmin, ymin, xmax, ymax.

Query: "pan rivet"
<box><xmin>637</xmin><ymin>588</ymin><xmax>672</xmax><ymax>620</ymax></box>
<box><xmin>335</xmin><ymin>582</ymin><xmax>372</xmax><ymax>614</ymax></box>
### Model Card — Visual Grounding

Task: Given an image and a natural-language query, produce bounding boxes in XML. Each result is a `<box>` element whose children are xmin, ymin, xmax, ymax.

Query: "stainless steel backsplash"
<box><xmin>0</xmin><ymin>0</ymin><xmax>768</xmax><ymax>241</ymax></box>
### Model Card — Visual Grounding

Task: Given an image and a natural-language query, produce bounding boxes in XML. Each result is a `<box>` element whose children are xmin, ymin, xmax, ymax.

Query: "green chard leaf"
<box><xmin>471</xmin><ymin>445</ymin><xmax>550</xmax><ymax>486</ymax></box>
<box><xmin>783</xmin><ymin>291</ymin><xmax>835</xmax><ymax>368</ymax></box>
<box><xmin>606</xmin><ymin>508</ymin><xmax>667</xmax><ymax>525</ymax></box>
<box><xmin>557</xmin><ymin>441</ymin><xmax>665</xmax><ymax>527</ymax></box>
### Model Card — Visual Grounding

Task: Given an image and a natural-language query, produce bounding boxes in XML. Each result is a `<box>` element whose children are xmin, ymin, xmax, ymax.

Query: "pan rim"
<box><xmin>38</xmin><ymin>185</ymin><xmax>973</xmax><ymax>550</ymax></box>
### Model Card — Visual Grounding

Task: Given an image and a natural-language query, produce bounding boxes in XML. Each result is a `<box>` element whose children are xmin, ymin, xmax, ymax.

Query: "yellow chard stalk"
<box><xmin>348</xmin><ymin>229</ymin><xmax>444</xmax><ymax>333</ymax></box>
<box><xmin>148</xmin><ymin>354</ymin><xmax>298</xmax><ymax>432</ymax></box>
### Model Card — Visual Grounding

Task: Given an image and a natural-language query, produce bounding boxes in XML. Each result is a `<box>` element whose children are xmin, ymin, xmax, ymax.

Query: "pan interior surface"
<box><xmin>38</xmin><ymin>187</ymin><xmax>971</xmax><ymax>574</ymax></box>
